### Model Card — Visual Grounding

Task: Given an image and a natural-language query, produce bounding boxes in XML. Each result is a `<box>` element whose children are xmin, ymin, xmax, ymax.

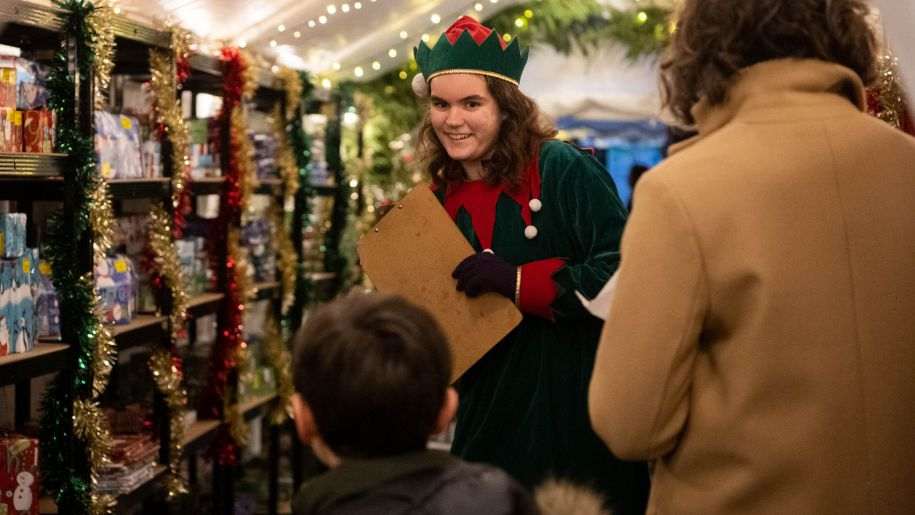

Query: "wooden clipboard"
<box><xmin>357</xmin><ymin>185</ymin><xmax>523</xmax><ymax>382</ymax></box>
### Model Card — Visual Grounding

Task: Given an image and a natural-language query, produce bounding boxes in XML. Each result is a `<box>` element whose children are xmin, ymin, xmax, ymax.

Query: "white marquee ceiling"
<box><xmin>114</xmin><ymin>0</ymin><xmax>528</xmax><ymax>81</ymax></box>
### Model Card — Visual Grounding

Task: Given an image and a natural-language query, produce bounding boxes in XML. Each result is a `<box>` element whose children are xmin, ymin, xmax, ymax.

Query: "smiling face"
<box><xmin>429</xmin><ymin>73</ymin><xmax>502</xmax><ymax>179</ymax></box>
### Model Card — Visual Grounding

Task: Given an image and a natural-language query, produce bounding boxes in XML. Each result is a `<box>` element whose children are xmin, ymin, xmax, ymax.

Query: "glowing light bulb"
<box><xmin>400</xmin><ymin>30</ymin><xmax>408</xmax><ymax>39</ymax></box>
<box><xmin>430</xmin><ymin>13</ymin><xmax>441</xmax><ymax>24</ymax></box>
<box><xmin>319</xmin><ymin>15</ymin><xmax>328</xmax><ymax>24</ymax></box>
<box><xmin>354</xmin><ymin>66</ymin><xmax>364</xmax><ymax>77</ymax></box>
<box><xmin>388</xmin><ymin>48</ymin><xmax>397</xmax><ymax>58</ymax></box>
<box><xmin>372</xmin><ymin>61</ymin><xmax>381</xmax><ymax>70</ymax></box>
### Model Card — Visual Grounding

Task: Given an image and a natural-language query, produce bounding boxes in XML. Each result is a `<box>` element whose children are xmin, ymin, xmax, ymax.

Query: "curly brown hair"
<box><xmin>662</xmin><ymin>0</ymin><xmax>878</xmax><ymax>125</ymax></box>
<box><xmin>417</xmin><ymin>76</ymin><xmax>556</xmax><ymax>189</ymax></box>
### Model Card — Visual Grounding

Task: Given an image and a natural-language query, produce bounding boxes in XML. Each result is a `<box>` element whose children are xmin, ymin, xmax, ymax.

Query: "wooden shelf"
<box><xmin>250</xmin><ymin>281</ymin><xmax>280</xmax><ymax>302</ymax></box>
<box><xmin>0</xmin><ymin>152</ymin><xmax>67</xmax><ymax>176</ymax></box>
<box><xmin>110</xmin><ymin>315</ymin><xmax>167</xmax><ymax>350</ymax></box>
<box><xmin>186</xmin><ymin>292</ymin><xmax>224</xmax><ymax>318</ymax></box>
<box><xmin>189</xmin><ymin>176</ymin><xmax>225</xmax><ymax>195</ymax></box>
<box><xmin>107</xmin><ymin>177</ymin><xmax>171</xmax><ymax>200</ymax></box>
<box><xmin>111</xmin><ymin>16</ymin><xmax>170</xmax><ymax>48</ymax></box>
<box><xmin>0</xmin><ymin>343</ymin><xmax>70</xmax><ymax>387</ymax></box>
<box><xmin>116</xmin><ymin>465</ymin><xmax>168</xmax><ymax>509</ymax></box>
<box><xmin>240</xmin><ymin>392</ymin><xmax>278</xmax><ymax>422</ymax></box>
<box><xmin>253</xmin><ymin>178</ymin><xmax>283</xmax><ymax>196</ymax></box>
<box><xmin>181</xmin><ymin>419</ymin><xmax>221</xmax><ymax>452</ymax></box>
<box><xmin>0</xmin><ymin>1</ymin><xmax>65</xmax><ymax>33</ymax></box>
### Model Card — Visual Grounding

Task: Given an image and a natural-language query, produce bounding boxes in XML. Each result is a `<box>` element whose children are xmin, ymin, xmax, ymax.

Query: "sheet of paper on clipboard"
<box><xmin>357</xmin><ymin>185</ymin><xmax>523</xmax><ymax>382</ymax></box>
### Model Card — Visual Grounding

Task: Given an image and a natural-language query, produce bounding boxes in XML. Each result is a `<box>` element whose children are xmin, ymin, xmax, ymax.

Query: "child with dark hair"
<box><xmin>290</xmin><ymin>293</ymin><xmax>538</xmax><ymax>515</ymax></box>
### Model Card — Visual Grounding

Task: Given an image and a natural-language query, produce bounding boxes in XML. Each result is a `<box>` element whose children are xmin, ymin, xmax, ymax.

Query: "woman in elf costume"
<box><xmin>413</xmin><ymin>17</ymin><xmax>649</xmax><ymax>514</ymax></box>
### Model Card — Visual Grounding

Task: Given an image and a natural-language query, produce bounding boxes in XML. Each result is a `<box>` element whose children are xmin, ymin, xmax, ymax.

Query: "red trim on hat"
<box><xmin>519</xmin><ymin>258</ymin><xmax>565</xmax><ymax>320</ymax></box>
<box><xmin>443</xmin><ymin>16</ymin><xmax>508</xmax><ymax>49</ymax></box>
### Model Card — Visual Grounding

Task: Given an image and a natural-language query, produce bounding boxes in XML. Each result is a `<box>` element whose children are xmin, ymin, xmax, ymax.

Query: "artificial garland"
<box><xmin>868</xmin><ymin>54</ymin><xmax>914</xmax><ymax>135</ymax></box>
<box><xmin>287</xmin><ymin>71</ymin><xmax>315</xmax><ymax>334</ymax></box>
<box><xmin>86</xmin><ymin>0</ymin><xmax>114</xmax><ymax>109</ymax></box>
<box><xmin>40</xmin><ymin>1</ymin><xmax>118</xmax><ymax>514</ymax></box>
<box><xmin>322</xmin><ymin>85</ymin><xmax>351</xmax><ymax>296</ymax></box>
<box><xmin>262</xmin><ymin>311</ymin><xmax>294</xmax><ymax>424</ymax></box>
<box><xmin>199</xmin><ymin>46</ymin><xmax>257</xmax><ymax>465</ymax></box>
<box><xmin>146</xmin><ymin>205</ymin><xmax>190</xmax><ymax>497</ymax></box>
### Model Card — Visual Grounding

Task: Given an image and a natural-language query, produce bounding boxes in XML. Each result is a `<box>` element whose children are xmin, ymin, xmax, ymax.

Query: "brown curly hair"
<box><xmin>417</xmin><ymin>76</ymin><xmax>556</xmax><ymax>189</ymax></box>
<box><xmin>662</xmin><ymin>0</ymin><xmax>878</xmax><ymax>125</ymax></box>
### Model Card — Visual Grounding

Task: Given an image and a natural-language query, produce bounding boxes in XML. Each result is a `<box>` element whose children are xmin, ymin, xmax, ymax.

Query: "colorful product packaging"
<box><xmin>36</xmin><ymin>260</ymin><xmax>60</xmax><ymax>340</ymax></box>
<box><xmin>0</xmin><ymin>213</ymin><xmax>26</xmax><ymax>259</ymax></box>
<box><xmin>94</xmin><ymin>254</ymin><xmax>136</xmax><ymax>325</ymax></box>
<box><xmin>0</xmin><ymin>248</ymin><xmax>36</xmax><ymax>356</ymax></box>
<box><xmin>0</xmin><ymin>54</ymin><xmax>16</xmax><ymax>110</ymax></box>
<box><xmin>0</xmin><ymin>109</ymin><xmax>23</xmax><ymax>152</ymax></box>
<box><xmin>15</xmin><ymin>58</ymin><xmax>49</xmax><ymax>110</ymax></box>
<box><xmin>0</xmin><ymin>435</ymin><xmax>39</xmax><ymax>515</ymax></box>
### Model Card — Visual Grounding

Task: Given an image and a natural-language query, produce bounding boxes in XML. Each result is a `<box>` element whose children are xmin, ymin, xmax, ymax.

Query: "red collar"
<box><xmin>441</xmin><ymin>154</ymin><xmax>541</xmax><ymax>249</ymax></box>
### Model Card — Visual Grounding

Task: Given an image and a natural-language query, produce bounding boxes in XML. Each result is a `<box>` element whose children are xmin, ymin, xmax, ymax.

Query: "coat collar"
<box><xmin>671</xmin><ymin>59</ymin><xmax>866</xmax><ymax>155</ymax></box>
<box><xmin>292</xmin><ymin>450</ymin><xmax>458</xmax><ymax>515</ymax></box>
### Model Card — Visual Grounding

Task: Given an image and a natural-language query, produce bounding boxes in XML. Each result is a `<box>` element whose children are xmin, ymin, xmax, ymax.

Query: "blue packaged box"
<box><xmin>0</xmin><ymin>249</ymin><xmax>36</xmax><ymax>355</ymax></box>
<box><xmin>0</xmin><ymin>213</ymin><xmax>26</xmax><ymax>259</ymax></box>
<box><xmin>36</xmin><ymin>259</ymin><xmax>59</xmax><ymax>339</ymax></box>
<box><xmin>95</xmin><ymin>254</ymin><xmax>136</xmax><ymax>325</ymax></box>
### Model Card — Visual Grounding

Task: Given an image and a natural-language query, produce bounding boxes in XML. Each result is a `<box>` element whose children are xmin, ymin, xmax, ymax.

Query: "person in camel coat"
<box><xmin>588</xmin><ymin>1</ymin><xmax>915</xmax><ymax>514</ymax></box>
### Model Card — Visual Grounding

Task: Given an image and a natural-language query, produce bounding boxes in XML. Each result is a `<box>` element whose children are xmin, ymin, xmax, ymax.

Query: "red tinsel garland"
<box><xmin>199</xmin><ymin>45</ymin><xmax>250</xmax><ymax>465</ymax></box>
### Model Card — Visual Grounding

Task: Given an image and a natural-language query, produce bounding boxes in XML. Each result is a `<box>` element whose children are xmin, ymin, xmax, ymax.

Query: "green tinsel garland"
<box><xmin>40</xmin><ymin>1</ymin><xmax>115</xmax><ymax>514</ymax></box>
<box><xmin>322</xmin><ymin>84</ymin><xmax>353</xmax><ymax>297</ymax></box>
<box><xmin>287</xmin><ymin>71</ymin><xmax>315</xmax><ymax>334</ymax></box>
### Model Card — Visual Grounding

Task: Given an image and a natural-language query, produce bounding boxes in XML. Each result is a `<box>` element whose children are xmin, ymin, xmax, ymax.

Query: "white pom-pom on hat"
<box><xmin>412</xmin><ymin>73</ymin><xmax>430</xmax><ymax>97</ymax></box>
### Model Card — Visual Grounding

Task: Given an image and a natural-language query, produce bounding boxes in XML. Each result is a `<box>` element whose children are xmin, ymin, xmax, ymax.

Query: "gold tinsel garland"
<box><xmin>277</xmin><ymin>67</ymin><xmax>303</xmax><ymax>122</ymax></box>
<box><xmin>150</xmin><ymin>48</ymin><xmax>192</xmax><ymax>216</ymax></box>
<box><xmin>87</xmin><ymin>0</ymin><xmax>115</xmax><ymax>109</ymax></box>
<box><xmin>148</xmin><ymin>205</ymin><xmax>189</xmax><ymax>340</ymax></box>
<box><xmin>262</xmin><ymin>313</ymin><xmax>293</xmax><ymax>424</ymax></box>
<box><xmin>147</xmin><ymin>204</ymin><xmax>190</xmax><ymax>497</ymax></box>
<box><xmin>873</xmin><ymin>54</ymin><xmax>908</xmax><ymax>129</ymax></box>
<box><xmin>232</xmin><ymin>106</ymin><xmax>256</xmax><ymax>215</ymax></box>
<box><xmin>273</xmin><ymin>104</ymin><xmax>300</xmax><ymax>213</ymax></box>
<box><xmin>149</xmin><ymin>349</ymin><xmax>189</xmax><ymax>498</ymax></box>
<box><xmin>73</xmin><ymin>399</ymin><xmax>116</xmax><ymax>514</ymax></box>
<box><xmin>270</xmin><ymin>204</ymin><xmax>296</xmax><ymax>315</ymax></box>
<box><xmin>85</xmin><ymin>176</ymin><xmax>118</xmax><ymax>515</ymax></box>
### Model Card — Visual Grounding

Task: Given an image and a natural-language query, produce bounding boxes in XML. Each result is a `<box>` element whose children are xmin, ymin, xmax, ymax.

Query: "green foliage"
<box><xmin>287</xmin><ymin>71</ymin><xmax>315</xmax><ymax>333</ymax></box>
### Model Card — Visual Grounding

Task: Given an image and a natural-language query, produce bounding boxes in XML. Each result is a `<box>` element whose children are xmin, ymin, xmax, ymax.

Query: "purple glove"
<box><xmin>452</xmin><ymin>252</ymin><xmax>516</xmax><ymax>300</ymax></box>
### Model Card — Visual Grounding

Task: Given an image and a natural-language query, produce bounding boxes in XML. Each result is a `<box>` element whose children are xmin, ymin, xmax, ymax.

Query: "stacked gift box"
<box><xmin>94</xmin><ymin>111</ymin><xmax>145</xmax><ymax>180</ymax></box>
<box><xmin>176</xmin><ymin>236</ymin><xmax>212</xmax><ymax>296</ymax></box>
<box><xmin>94</xmin><ymin>254</ymin><xmax>138</xmax><ymax>325</ymax></box>
<box><xmin>251</xmin><ymin>133</ymin><xmax>278</xmax><ymax>180</ymax></box>
<box><xmin>0</xmin><ymin>45</ymin><xmax>56</xmax><ymax>154</ymax></box>
<box><xmin>0</xmin><ymin>434</ymin><xmax>39</xmax><ymax>515</ymax></box>
<box><xmin>35</xmin><ymin>260</ymin><xmax>60</xmax><ymax>340</ymax></box>
<box><xmin>95</xmin><ymin>434</ymin><xmax>159</xmax><ymax>496</ymax></box>
<box><xmin>188</xmin><ymin>118</ymin><xmax>221</xmax><ymax>179</ymax></box>
<box><xmin>238</xmin><ymin>335</ymin><xmax>277</xmax><ymax>402</ymax></box>
<box><xmin>112</xmin><ymin>216</ymin><xmax>157</xmax><ymax>313</ymax></box>
<box><xmin>241</xmin><ymin>218</ymin><xmax>276</xmax><ymax>283</ymax></box>
<box><xmin>0</xmin><ymin>213</ymin><xmax>38</xmax><ymax>358</ymax></box>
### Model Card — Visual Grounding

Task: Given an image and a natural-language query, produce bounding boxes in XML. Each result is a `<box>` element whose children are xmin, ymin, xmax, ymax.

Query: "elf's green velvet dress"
<box><xmin>439</xmin><ymin>140</ymin><xmax>649</xmax><ymax>514</ymax></box>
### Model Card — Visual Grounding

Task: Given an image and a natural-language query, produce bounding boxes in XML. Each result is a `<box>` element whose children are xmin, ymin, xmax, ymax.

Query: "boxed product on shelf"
<box><xmin>94</xmin><ymin>111</ymin><xmax>143</xmax><ymax>180</ymax></box>
<box><xmin>22</xmin><ymin>110</ymin><xmax>54</xmax><ymax>153</ymax></box>
<box><xmin>96</xmin><ymin>434</ymin><xmax>159</xmax><ymax>496</ymax></box>
<box><xmin>94</xmin><ymin>254</ymin><xmax>137</xmax><ymax>325</ymax></box>
<box><xmin>0</xmin><ymin>434</ymin><xmax>39</xmax><ymax>515</ymax></box>
<box><xmin>0</xmin><ymin>213</ymin><xmax>25</xmax><ymax>258</ymax></box>
<box><xmin>15</xmin><ymin>58</ymin><xmax>49</xmax><ymax>111</ymax></box>
<box><xmin>112</xmin><ymin>216</ymin><xmax>156</xmax><ymax>312</ymax></box>
<box><xmin>241</xmin><ymin>218</ymin><xmax>276</xmax><ymax>282</ymax></box>
<box><xmin>0</xmin><ymin>108</ymin><xmax>23</xmax><ymax>153</ymax></box>
<box><xmin>0</xmin><ymin>248</ymin><xmax>37</xmax><ymax>356</ymax></box>
<box><xmin>36</xmin><ymin>260</ymin><xmax>60</xmax><ymax>339</ymax></box>
<box><xmin>188</xmin><ymin>118</ymin><xmax>220</xmax><ymax>178</ymax></box>
<box><xmin>252</xmin><ymin>133</ymin><xmax>278</xmax><ymax>179</ymax></box>
<box><xmin>0</xmin><ymin>48</ymin><xmax>16</xmax><ymax>110</ymax></box>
